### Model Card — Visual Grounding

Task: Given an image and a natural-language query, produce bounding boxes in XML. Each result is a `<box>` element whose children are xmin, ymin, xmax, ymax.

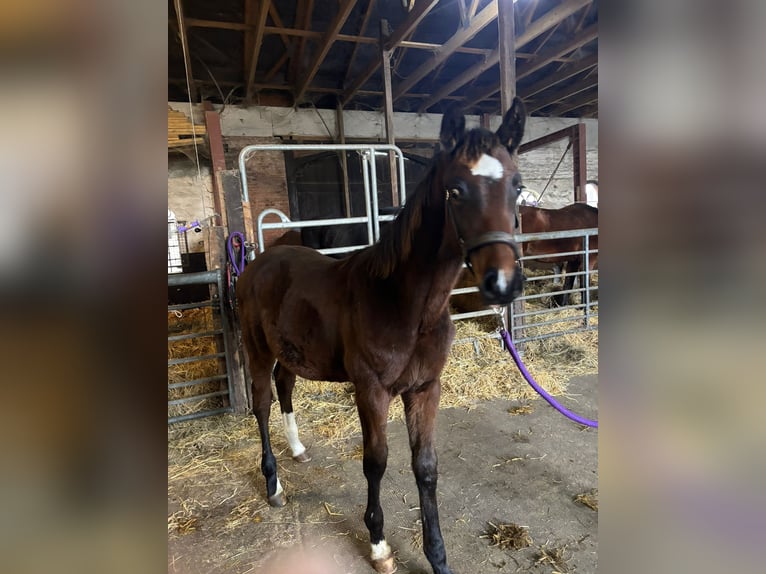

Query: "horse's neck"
<box><xmin>400</xmin><ymin>196</ymin><xmax>464</xmax><ymax>330</ymax></box>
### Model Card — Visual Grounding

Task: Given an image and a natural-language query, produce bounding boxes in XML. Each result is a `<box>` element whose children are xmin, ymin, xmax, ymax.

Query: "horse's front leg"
<box><xmin>402</xmin><ymin>381</ymin><xmax>453</xmax><ymax>574</ymax></box>
<box><xmin>355</xmin><ymin>384</ymin><xmax>396</xmax><ymax>574</ymax></box>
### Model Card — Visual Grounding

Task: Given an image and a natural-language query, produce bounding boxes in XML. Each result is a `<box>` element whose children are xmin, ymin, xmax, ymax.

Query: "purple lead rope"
<box><xmin>499</xmin><ymin>328</ymin><xmax>598</xmax><ymax>428</ymax></box>
<box><xmin>227</xmin><ymin>232</ymin><xmax>246</xmax><ymax>276</ymax></box>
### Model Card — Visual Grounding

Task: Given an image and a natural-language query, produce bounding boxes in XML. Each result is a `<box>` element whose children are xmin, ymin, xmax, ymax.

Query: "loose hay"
<box><xmin>535</xmin><ymin>544</ymin><xmax>570</xmax><ymax>572</ymax></box>
<box><xmin>481</xmin><ymin>522</ymin><xmax>532</xmax><ymax>550</ymax></box>
<box><xmin>574</xmin><ymin>488</ymin><xmax>599</xmax><ymax>511</ymax></box>
<box><xmin>168</xmin><ymin>308</ymin><xmax>227</xmax><ymax>418</ymax></box>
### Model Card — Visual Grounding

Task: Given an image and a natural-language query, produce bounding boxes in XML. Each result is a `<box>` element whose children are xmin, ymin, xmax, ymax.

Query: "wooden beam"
<box><xmin>245</xmin><ymin>0</ymin><xmax>270</xmax><ymax>102</ymax></box>
<box><xmin>342</xmin><ymin>0</ymin><xmax>376</xmax><ymax>92</ymax></box>
<box><xmin>527</xmin><ymin>70</ymin><xmax>598</xmax><ymax>113</ymax></box>
<box><xmin>203</xmin><ymin>103</ymin><xmax>226</xmax><ymax>228</ymax></box>
<box><xmin>468</xmin><ymin>0</ymin><xmax>481</xmax><ymax>21</ymax></box>
<box><xmin>172</xmin><ymin>0</ymin><xmax>197</xmax><ymax>102</ymax></box>
<box><xmin>295</xmin><ymin>0</ymin><xmax>358</xmax><ymax>103</ymax></box>
<box><xmin>419</xmin><ymin>0</ymin><xmax>591</xmax><ymax>111</ymax></box>
<box><xmin>465</xmin><ymin>22</ymin><xmax>597</xmax><ymax>106</ymax></box>
<box><xmin>289</xmin><ymin>0</ymin><xmax>313</xmax><ymax>84</ymax></box>
<box><xmin>181</xmin><ymin>18</ymin><xmax>539</xmax><ymax>58</ymax></box>
<box><xmin>521</xmin><ymin>53</ymin><xmax>597</xmax><ymax>99</ymax></box>
<box><xmin>497</xmin><ymin>0</ymin><xmax>516</xmax><ymax>111</ymax></box>
<box><xmin>546</xmin><ymin>89</ymin><xmax>598</xmax><ymax>116</ymax></box>
<box><xmin>518</xmin><ymin>23</ymin><xmax>597</xmax><ymax>81</ymax></box>
<box><xmin>244</xmin><ymin>0</ymin><xmax>257</xmax><ymax>78</ymax></box>
<box><xmin>336</xmin><ymin>103</ymin><xmax>352</xmax><ymax>217</ymax></box>
<box><xmin>380</xmin><ymin>20</ymin><xmax>399</xmax><ymax>207</ymax></box>
<box><xmin>268</xmin><ymin>2</ymin><xmax>292</xmax><ymax>48</ymax></box>
<box><xmin>393</xmin><ymin>0</ymin><xmax>498</xmax><ymax>102</ymax></box>
<box><xmin>572</xmin><ymin>123</ymin><xmax>587</xmax><ymax>202</ymax></box>
<box><xmin>263</xmin><ymin>51</ymin><xmax>290</xmax><ymax>82</ymax></box>
<box><xmin>521</xmin><ymin>0</ymin><xmax>540</xmax><ymax>29</ymax></box>
<box><xmin>458</xmin><ymin>0</ymin><xmax>469</xmax><ymax>28</ymax></box>
<box><xmin>342</xmin><ymin>0</ymin><xmax>439</xmax><ymax>106</ymax></box>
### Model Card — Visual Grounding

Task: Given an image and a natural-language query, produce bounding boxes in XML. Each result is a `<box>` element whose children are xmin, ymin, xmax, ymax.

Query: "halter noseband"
<box><xmin>446</xmin><ymin>190</ymin><xmax>520</xmax><ymax>274</ymax></box>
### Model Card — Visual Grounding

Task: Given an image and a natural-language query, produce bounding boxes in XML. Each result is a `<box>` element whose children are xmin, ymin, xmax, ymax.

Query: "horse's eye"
<box><xmin>447</xmin><ymin>187</ymin><xmax>462</xmax><ymax>200</ymax></box>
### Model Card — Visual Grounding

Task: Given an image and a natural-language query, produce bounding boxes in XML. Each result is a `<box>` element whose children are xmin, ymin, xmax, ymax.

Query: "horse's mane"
<box><xmin>348</xmin><ymin>128</ymin><xmax>504</xmax><ymax>279</ymax></box>
<box><xmin>348</xmin><ymin>162</ymin><xmax>435</xmax><ymax>279</ymax></box>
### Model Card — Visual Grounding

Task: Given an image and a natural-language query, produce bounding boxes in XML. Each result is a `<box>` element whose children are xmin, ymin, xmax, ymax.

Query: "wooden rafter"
<box><xmin>295</xmin><ymin>0</ymin><xmax>358</xmax><ymax>103</ymax></box>
<box><xmin>468</xmin><ymin>0</ymin><xmax>481</xmax><ymax>21</ymax></box>
<box><xmin>547</xmin><ymin>88</ymin><xmax>598</xmax><ymax>116</ymax></box>
<box><xmin>169</xmin><ymin>78</ymin><xmax>481</xmax><ymax>103</ymax></box>
<box><xmin>527</xmin><ymin>70</ymin><xmax>598</xmax><ymax>113</ymax></box>
<box><xmin>393</xmin><ymin>0</ymin><xmax>498</xmax><ymax>102</ymax></box>
<box><xmin>261</xmin><ymin>3</ymin><xmax>292</xmax><ymax>83</ymax></box>
<box><xmin>466</xmin><ymin>21</ymin><xmax>597</xmax><ymax>106</ymax></box>
<box><xmin>172</xmin><ymin>0</ymin><xmax>197</xmax><ymax>102</ymax></box>
<box><xmin>181</xmin><ymin>18</ymin><xmax>540</xmax><ymax>58</ymax></box>
<box><xmin>245</xmin><ymin>0</ymin><xmax>270</xmax><ymax>102</ymax></box>
<box><xmin>418</xmin><ymin>0</ymin><xmax>591</xmax><ymax>112</ymax></box>
<box><xmin>342</xmin><ymin>0</ymin><xmax>376</xmax><ymax>93</ymax></box>
<box><xmin>342</xmin><ymin>0</ymin><xmax>439</xmax><ymax>106</ymax></box>
<box><xmin>522</xmin><ymin>53</ymin><xmax>596</xmax><ymax>99</ymax></box>
<box><xmin>264</xmin><ymin>51</ymin><xmax>290</xmax><ymax>82</ymax></box>
<box><xmin>522</xmin><ymin>0</ymin><xmax>540</xmax><ymax>30</ymax></box>
<box><xmin>289</xmin><ymin>0</ymin><xmax>314</xmax><ymax>83</ymax></box>
<box><xmin>268</xmin><ymin>2</ymin><xmax>292</xmax><ymax>49</ymax></box>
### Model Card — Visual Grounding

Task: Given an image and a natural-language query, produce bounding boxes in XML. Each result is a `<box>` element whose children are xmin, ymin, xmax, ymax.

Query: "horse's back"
<box><xmin>237</xmin><ymin>245</ymin><xmax>347</xmax><ymax>379</ymax></box>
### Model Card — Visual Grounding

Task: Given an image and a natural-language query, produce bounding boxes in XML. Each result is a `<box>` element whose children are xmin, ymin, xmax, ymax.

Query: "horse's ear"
<box><xmin>496</xmin><ymin>96</ymin><xmax>526</xmax><ymax>154</ymax></box>
<box><xmin>439</xmin><ymin>106</ymin><xmax>465</xmax><ymax>152</ymax></box>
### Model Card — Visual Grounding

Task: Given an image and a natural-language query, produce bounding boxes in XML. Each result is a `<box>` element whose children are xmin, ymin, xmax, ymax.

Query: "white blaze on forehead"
<box><xmin>470</xmin><ymin>153</ymin><xmax>504</xmax><ymax>180</ymax></box>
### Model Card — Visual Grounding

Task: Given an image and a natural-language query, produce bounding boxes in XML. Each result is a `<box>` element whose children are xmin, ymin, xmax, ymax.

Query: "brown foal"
<box><xmin>236</xmin><ymin>98</ymin><xmax>527</xmax><ymax>574</ymax></box>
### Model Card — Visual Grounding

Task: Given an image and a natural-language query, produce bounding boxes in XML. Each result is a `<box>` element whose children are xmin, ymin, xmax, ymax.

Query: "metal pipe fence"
<box><xmin>167</xmin><ymin>270</ymin><xmax>235</xmax><ymax>424</ymax></box>
<box><xmin>241</xmin><ymin>144</ymin><xmax>408</xmax><ymax>256</ymax></box>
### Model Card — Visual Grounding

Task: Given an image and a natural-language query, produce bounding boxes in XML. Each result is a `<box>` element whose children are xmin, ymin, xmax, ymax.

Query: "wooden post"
<box><xmin>497</xmin><ymin>0</ymin><xmax>523</xmax><ymax>345</ymax></box>
<box><xmin>573</xmin><ymin>123</ymin><xmax>587</xmax><ymax>203</ymax></box>
<box><xmin>380</xmin><ymin>19</ymin><xmax>399</xmax><ymax>207</ymax></box>
<box><xmin>336</xmin><ymin>102</ymin><xmax>352</xmax><ymax>217</ymax></box>
<box><xmin>203</xmin><ymin>104</ymin><xmax>227</xmax><ymax>230</ymax></box>
<box><xmin>497</xmin><ymin>0</ymin><xmax>516</xmax><ymax>110</ymax></box>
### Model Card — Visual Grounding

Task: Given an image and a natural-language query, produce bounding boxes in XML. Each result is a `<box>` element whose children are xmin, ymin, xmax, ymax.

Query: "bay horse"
<box><xmin>450</xmin><ymin>202</ymin><xmax>597</xmax><ymax>312</ymax></box>
<box><xmin>236</xmin><ymin>97</ymin><xmax>527</xmax><ymax>574</ymax></box>
<box><xmin>518</xmin><ymin>202</ymin><xmax>598</xmax><ymax>307</ymax></box>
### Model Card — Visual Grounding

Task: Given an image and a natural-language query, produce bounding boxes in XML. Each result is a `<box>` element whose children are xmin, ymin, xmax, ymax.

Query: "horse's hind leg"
<box><xmin>355</xmin><ymin>385</ymin><xmax>396</xmax><ymax>574</ymax></box>
<box><xmin>242</xmin><ymin>328</ymin><xmax>286</xmax><ymax>507</ymax></box>
<box><xmin>402</xmin><ymin>381</ymin><xmax>453</xmax><ymax>574</ymax></box>
<box><xmin>273</xmin><ymin>361</ymin><xmax>310</xmax><ymax>462</ymax></box>
<box><xmin>553</xmin><ymin>258</ymin><xmax>579</xmax><ymax>307</ymax></box>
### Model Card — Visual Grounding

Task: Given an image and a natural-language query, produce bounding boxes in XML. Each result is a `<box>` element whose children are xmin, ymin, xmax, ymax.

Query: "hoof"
<box><xmin>267</xmin><ymin>491</ymin><xmax>287</xmax><ymax>507</ymax></box>
<box><xmin>292</xmin><ymin>451</ymin><xmax>311</xmax><ymax>463</ymax></box>
<box><xmin>372</xmin><ymin>556</ymin><xmax>397</xmax><ymax>574</ymax></box>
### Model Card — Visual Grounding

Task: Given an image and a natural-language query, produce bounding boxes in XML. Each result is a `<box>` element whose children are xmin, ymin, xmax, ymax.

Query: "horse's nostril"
<box><xmin>481</xmin><ymin>269</ymin><xmax>499</xmax><ymax>294</ymax></box>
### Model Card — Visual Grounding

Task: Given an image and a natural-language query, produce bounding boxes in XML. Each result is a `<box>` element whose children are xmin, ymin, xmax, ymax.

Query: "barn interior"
<box><xmin>168</xmin><ymin>1</ymin><xmax>598</xmax><ymax>572</ymax></box>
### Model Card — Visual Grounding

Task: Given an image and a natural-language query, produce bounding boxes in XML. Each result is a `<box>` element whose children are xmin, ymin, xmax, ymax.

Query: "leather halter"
<box><xmin>446</xmin><ymin>190</ymin><xmax>520</xmax><ymax>274</ymax></box>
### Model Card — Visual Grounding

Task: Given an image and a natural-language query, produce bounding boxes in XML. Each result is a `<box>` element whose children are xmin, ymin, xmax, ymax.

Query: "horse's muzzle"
<box><xmin>480</xmin><ymin>266</ymin><xmax>525</xmax><ymax>305</ymax></box>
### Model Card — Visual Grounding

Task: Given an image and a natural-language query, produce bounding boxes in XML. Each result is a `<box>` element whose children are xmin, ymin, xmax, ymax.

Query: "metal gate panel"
<box><xmin>167</xmin><ymin>270</ymin><xmax>235</xmax><ymax>424</ymax></box>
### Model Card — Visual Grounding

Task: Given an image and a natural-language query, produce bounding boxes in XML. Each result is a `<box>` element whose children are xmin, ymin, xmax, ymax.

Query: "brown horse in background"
<box><xmin>451</xmin><ymin>202</ymin><xmax>598</xmax><ymax>312</ymax></box>
<box><xmin>519</xmin><ymin>203</ymin><xmax>598</xmax><ymax>306</ymax></box>
<box><xmin>236</xmin><ymin>98</ymin><xmax>527</xmax><ymax>574</ymax></box>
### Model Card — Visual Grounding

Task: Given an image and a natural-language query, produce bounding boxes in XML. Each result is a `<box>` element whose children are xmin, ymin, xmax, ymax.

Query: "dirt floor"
<box><xmin>168</xmin><ymin>375</ymin><xmax>597</xmax><ymax>574</ymax></box>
